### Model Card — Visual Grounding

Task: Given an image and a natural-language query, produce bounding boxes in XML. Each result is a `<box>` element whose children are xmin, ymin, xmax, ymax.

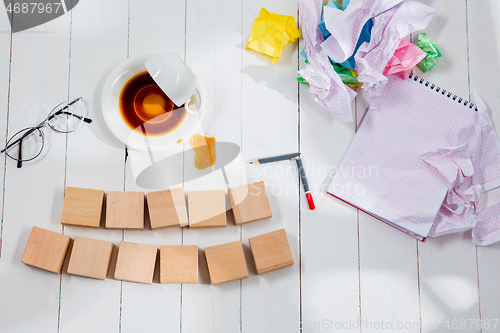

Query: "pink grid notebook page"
<box><xmin>328</xmin><ymin>75</ymin><xmax>500</xmax><ymax>239</ymax></box>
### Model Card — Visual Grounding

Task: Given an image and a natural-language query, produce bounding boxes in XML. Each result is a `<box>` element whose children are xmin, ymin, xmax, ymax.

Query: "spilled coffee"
<box><xmin>119</xmin><ymin>71</ymin><xmax>187</xmax><ymax>137</ymax></box>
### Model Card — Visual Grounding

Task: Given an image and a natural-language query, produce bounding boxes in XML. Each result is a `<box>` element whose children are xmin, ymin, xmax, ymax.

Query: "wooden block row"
<box><xmin>22</xmin><ymin>226</ymin><xmax>293</xmax><ymax>285</ymax></box>
<box><xmin>61</xmin><ymin>182</ymin><xmax>272</xmax><ymax>230</ymax></box>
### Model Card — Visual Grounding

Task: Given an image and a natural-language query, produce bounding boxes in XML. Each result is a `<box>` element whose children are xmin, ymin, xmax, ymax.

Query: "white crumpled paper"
<box><xmin>298</xmin><ymin>0</ymin><xmax>356</xmax><ymax>123</ymax></box>
<box><xmin>321</xmin><ymin>0</ymin><xmax>405</xmax><ymax>62</ymax></box>
<box><xmin>299</xmin><ymin>0</ymin><xmax>434</xmax><ymax>121</ymax></box>
<box><xmin>421</xmin><ymin>93</ymin><xmax>500</xmax><ymax>245</ymax></box>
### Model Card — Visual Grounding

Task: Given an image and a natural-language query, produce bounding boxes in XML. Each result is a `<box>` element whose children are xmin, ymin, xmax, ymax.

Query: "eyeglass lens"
<box><xmin>5</xmin><ymin>127</ymin><xmax>44</xmax><ymax>162</ymax></box>
<box><xmin>47</xmin><ymin>98</ymin><xmax>86</xmax><ymax>133</ymax></box>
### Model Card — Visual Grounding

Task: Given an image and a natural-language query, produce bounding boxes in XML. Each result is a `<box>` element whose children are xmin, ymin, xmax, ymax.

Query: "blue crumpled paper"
<box><xmin>301</xmin><ymin>0</ymin><xmax>373</xmax><ymax>70</ymax></box>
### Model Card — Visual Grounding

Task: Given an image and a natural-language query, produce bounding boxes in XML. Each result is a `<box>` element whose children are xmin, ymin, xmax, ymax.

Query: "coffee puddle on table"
<box><xmin>190</xmin><ymin>134</ymin><xmax>216</xmax><ymax>170</ymax></box>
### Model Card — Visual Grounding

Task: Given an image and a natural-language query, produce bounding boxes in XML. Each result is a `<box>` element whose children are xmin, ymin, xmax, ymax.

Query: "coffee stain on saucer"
<box><xmin>190</xmin><ymin>134</ymin><xmax>216</xmax><ymax>170</ymax></box>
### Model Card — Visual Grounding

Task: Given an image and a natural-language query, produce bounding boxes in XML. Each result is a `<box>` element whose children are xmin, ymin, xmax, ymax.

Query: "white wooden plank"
<box><xmin>240</xmin><ymin>1</ymin><xmax>300</xmax><ymax>332</ymax></box>
<box><xmin>0</xmin><ymin>13</ymin><xmax>71</xmax><ymax>333</ymax></box>
<box><xmin>57</xmin><ymin>0</ymin><xmax>129</xmax><ymax>331</ymax></box>
<box><xmin>358</xmin><ymin>221</ymin><xmax>420</xmax><ymax>333</ymax></box>
<box><xmin>412</xmin><ymin>1</ymin><xmax>480</xmax><ymax>332</ymax></box>
<box><xmin>0</xmin><ymin>3</ymin><xmax>12</xmax><ymax>255</ymax></box>
<box><xmin>180</xmin><ymin>0</ymin><xmax>243</xmax><ymax>331</ymax></box>
<box><xmin>467</xmin><ymin>0</ymin><xmax>500</xmax><ymax>328</ymax></box>
<box><xmin>356</xmin><ymin>24</ymin><xmax>419</xmax><ymax>333</ymax></box>
<box><xmin>299</xmin><ymin>24</ymin><xmax>361</xmax><ymax>333</ymax></box>
<box><xmin>119</xmin><ymin>0</ymin><xmax>186</xmax><ymax>332</ymax></box>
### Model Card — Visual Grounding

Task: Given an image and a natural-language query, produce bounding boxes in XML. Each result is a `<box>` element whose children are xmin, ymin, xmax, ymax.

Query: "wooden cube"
<box><xmin>204</xmin><ymin>241</ymin><xmax>248</xmax><ymax>285</ymax></box>
<box><xmin>147</xmin><ymin>188</ymin><xmax>188</xmax><ymax>230</ymax></box>
<box><xmin>114</xmin><ymin>241</ymin><xmax>157</xmax><ymax>284</ymax></box>
<box><xmin>106</xmin><ymin>191</ymin><xmax>144</xmax><ymax>229</ymax></box>
<box><xmin>21</xmin><ymin>226</ymin><xmax>71</xmax><ymax>273</ymax></box>
<box><xmin>228</xmin><ymin>181</ymin><xmax>272</xmax><ymax>225</ymax></box>
<box><xmin>249</xmin><ymin>228</ymin><xmax>294</xmax><ymax>275</ymax></box>
<box><xmin>67</xmin><ymin>236</ymin><xmax>113</xmax><ymax>280</ymax></box>
<box><xmin>160</xmin><ymin>245</ymin><xmax>198</xmax><ymax>283</ymax></box>
<box><xmin>61</xmin><ymin>186</ymin><xmax>104</xmax><ymax>228</ymax></box>
<box><xmin>188</xmin><ymin>190</ymin><xmax>226</xmax><ymax>229</ymax></box>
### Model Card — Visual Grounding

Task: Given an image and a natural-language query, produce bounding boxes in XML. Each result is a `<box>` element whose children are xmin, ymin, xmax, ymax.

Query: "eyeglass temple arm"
<box><xmin>46</xmin><ymin>98</ymin><xmax>92</xmax><ymax>123</ymax></box>
<box><xmin>17</xmin><ymin>138</ymin><xmax>23</xmax><ymax>168</ymax></box>
<box><xmin>56</xmin><ymin>111</ymin><xmax>92</xmax><ymax>124</ymax></box>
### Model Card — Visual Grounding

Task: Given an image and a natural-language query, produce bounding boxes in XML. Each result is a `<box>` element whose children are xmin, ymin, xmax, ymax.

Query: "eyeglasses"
<box><xmin>1</xmin><ymin>98</ymin><xmax>91</xmax><ymax>168</ymax></box>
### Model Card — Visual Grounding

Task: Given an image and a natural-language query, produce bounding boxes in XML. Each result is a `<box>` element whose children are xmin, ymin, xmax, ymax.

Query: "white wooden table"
<box><xmin>1</xmin><ymin>0</ymin><xmax>500</xmax><ymax>332</ymax></box>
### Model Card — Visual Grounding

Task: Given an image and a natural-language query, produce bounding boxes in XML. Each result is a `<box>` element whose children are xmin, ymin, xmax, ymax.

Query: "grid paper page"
<box><xmin>328</xmin><ymin>75</ymin><xmax>499</xmax><ymax>238</ymax></box>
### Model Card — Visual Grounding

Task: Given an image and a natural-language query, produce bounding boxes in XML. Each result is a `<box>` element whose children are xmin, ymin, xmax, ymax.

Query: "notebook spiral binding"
<box><xmin>408</xmin><ymin>73</ymin><xmax>478</xmax><ymax>111</ymax></box>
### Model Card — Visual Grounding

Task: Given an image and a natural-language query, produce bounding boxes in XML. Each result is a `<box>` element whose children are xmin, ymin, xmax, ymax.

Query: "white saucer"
<box><xmin>101</xmin><ymin>54</ymin><xmax>204</xmax><ymax>152</ymax></box>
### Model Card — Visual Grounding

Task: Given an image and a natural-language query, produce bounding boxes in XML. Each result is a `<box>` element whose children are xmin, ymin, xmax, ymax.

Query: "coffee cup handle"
<box><xmin>184</xmin><ymin>83</ymin><xmax>203</xmax><ymax>116</ymax></box>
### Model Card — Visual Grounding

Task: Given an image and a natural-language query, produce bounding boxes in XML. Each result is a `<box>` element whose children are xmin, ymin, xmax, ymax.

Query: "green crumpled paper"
<box><xmin>415</xmin><ymin>32</ymin><xmax>442</xmax><ymax>72</ymax></box>
<box><xmin>298</xmin><ymin>60</ymin><xmax>361</xmax><ymax>87</ymax></box>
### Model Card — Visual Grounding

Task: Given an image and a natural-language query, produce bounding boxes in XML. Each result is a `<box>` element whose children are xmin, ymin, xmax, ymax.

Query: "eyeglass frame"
<box><xmin>1</xmin><ymin>97</ymin><xmax>92</xmax><ymax>168</ymax></box>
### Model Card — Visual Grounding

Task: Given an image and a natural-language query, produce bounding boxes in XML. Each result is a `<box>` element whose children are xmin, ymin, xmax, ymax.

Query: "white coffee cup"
<box><xmin>145</xmin><ymin>52</ymin><xmax>202</xmax><ymax>116</ymax></box>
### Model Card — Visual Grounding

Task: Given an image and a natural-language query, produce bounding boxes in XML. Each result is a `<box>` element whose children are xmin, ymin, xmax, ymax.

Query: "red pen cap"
<box><xmin>306</xmin><ymin>192</ymin><xmax>315</xmax><ymax>210</ymax></box>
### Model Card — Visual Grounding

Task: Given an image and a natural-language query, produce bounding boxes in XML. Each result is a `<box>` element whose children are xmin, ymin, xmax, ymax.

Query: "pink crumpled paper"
<box><xmin>383</xmin><ymin>40</ymin><xmax>426</xmax><ymax>78</ymax></box>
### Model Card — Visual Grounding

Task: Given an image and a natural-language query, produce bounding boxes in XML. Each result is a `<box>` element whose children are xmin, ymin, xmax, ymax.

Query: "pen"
<box><xmin>295</xmin><ymin>156</ymin><xmax>315</xmax><ymax>210</ymax></box>
<box><xmin>249</xmin><ymin>152</ymin><xmax>315</xmax><ymax>210</ymax></box>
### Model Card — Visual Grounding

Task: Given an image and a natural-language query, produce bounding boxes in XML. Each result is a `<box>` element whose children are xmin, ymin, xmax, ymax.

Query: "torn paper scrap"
<box><xmin>383</xmin><ymin>40</ymin><xmax>426</xmax><ymax>78</ymax></box>
<box><xmin>321</xmin><ymin>0</ymin><xmax>405</xmax><ymax>63</ymax></box>
<box><xmin>458</xmin><ymin>93</ymin><xmax>500</xmax><ymax>193</ymax></box>
<box><xmin>318</xmin><ymin>0</ymin><xmax>339</xmax><ymax>40</ymax></box>
<box><xmin>415</xmin><ymin>32</ymin><xmax>441</xmax><ymax>72</ymax></box>
<box><xmin>426</xmin><ymin>93</ymin><xmax>500</xmax><ymax>240</ymax></box>
<box><xmin>298</xmin><ymin>0</ymin><xmax>355</xmax><ymax>122</ymax></box>
<box><xmin>311</xmin><ymin>0</ymin><xmax>373</xmax><ymax>69</ymax></box>
<box><xmin>318</xmin><ymin>0</ymin><xmax>374</xmax><ymax>70</ymax></box>
<box><xmin>421</xmin><ymin>144</ymin><xmax>474</xmax><ymax>187</ymax></box>
<box><xmin>246</xmin><ymin>7</ymin><xmax>301</xmax><ymax>64</ymax></box>
<box><xmin>422</xmin><ymin>144</ymin><xmax>480</xmax><ymax>237</ymax></box>
<box><xmin>422</xmin><ymin>144</ymin><xmax>479</xmax><ymax>209</ymax></box>
<box><xmin>355</xmin><ymin>1</ymin><xmax>435</xmax><ymax>100</ymax></box>
<box><xmin>473</xmin><ymin>203</ymin><xmax>500</xmax><ymax>246</ymax></box>
<box><xmin>339</xmin><ymin>18</ymin><xmax>374</xmax><ymax>70</ymax></box>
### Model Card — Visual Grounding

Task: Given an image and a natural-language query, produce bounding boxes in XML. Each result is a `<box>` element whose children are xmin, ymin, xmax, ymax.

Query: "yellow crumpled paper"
<box><xmin>246</xmin><ymin>7</ymin><xmax>301</xmax><ymax>64</ymax></box>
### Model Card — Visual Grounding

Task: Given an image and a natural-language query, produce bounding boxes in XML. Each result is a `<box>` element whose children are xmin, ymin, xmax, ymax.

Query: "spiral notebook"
<box><xmin>328</xmin><ymin>74</ymin><xmax>500</xmax><ymax>240</ymax></box>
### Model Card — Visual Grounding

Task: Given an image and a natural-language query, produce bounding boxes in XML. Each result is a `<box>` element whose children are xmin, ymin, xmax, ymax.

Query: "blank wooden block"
<box><xmin>205</xmin><ymin>241</ymin><xmax>248</xmax><ymax>285</ymax></box>
<box><xmin>147</xmin><ymin>188</ymin><xmax>188</xmax><ymax>230</ymax></box>
<box><xmin>61</xmin><ymin>186</ymin><xmax>104</xmax><ymax>228</ymax></box>
<box><xmin>67</xmin><ymin>236</ymin><xmax>113</xmax><ymax>280</ymax></box>
<box><xmin>188</xmin><ymin>190</ymin><xmax>226</xmax><ymax>229</ymax></box>
<box><xmin>21</xmin><ymin>226</ymin><xmax>71</xmax><ymax>273</ymax></box>
<box><xmin>160</xmin><ymin>245</ymin><xmax>198</xmax><ymax>283</ymax></box>
<box><xmin>249</xmin><ymin>228</ymin><xmax>294</xmax><ymax>275</ymax></box>
<box><xmin>106</xmin><ymin>191</ymin><xmax>144</xmax><ymax>229</ymax></box>
<box><xmin>114</xmin><ymin>241</ymin><xmax>157</xmax><ymax>284</ymax></box>
<box><xmin>228</xmin><ymin>181</ymin><xmax>272</xmax><ymax>225</ymax></box>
